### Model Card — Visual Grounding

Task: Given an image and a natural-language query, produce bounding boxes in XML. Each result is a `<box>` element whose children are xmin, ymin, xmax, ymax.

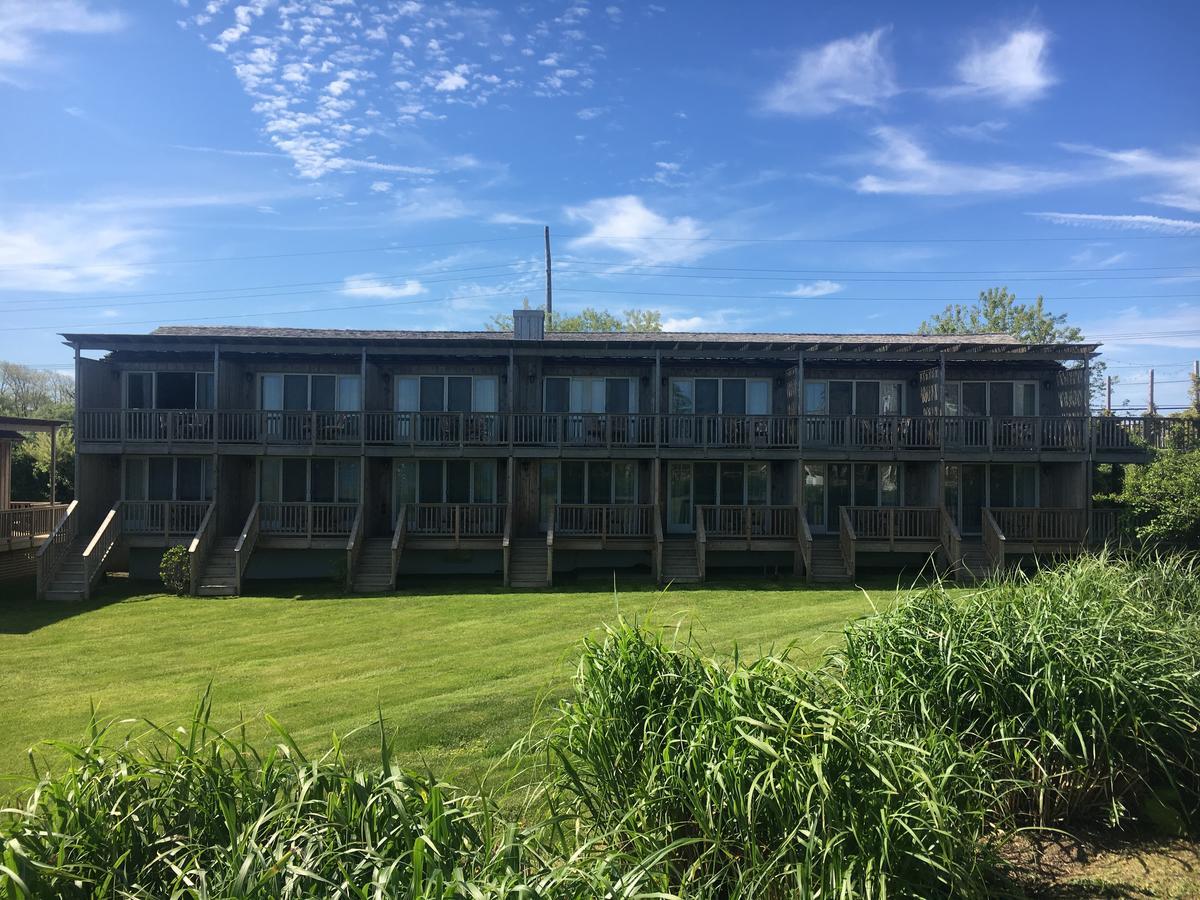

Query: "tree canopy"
<box><xmin>1105</xmin><ymin>449</ymin><xmax>1200</xmax><ymax>547</ymax></box>
<box><xmin>486</xmin><ymin>302</ymin><xmax>662</xmax><ymax>333</ymax></box>
<box><xmin>0</xmin><ymin>361</ymin><xmax>75</xmax><ymax>502</ymax></box>
<box><xmin>919</xmin><ymin>287</ymin><xmax>1086</xmax><ymax>344</ymax></box>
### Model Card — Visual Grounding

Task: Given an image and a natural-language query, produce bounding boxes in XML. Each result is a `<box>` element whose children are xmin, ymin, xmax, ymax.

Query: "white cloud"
<box><xmin>434</xmin><ymin>69</ymin><xmax>468</xmax><ymax>91</ymax></box>
<box><xmin>565</xmin><ymin>195</ymin><xmax>709</xmax><ymax>264</ymax></box>
<box><xmin>856</xmin><ymin>126</ymin><xmax>1074</xmax><ymax>195</ymax></box>
<box><xmin>0</xmin><ymin>0</ymin><xmax>123</xmax><ymax>75</ymax></box>
<box><xmin>489</xmin><ymin>212</ymin><xmax>540</xmax><ymax>225</ymax></box>
<box><xmin>1029</xmin><ymin>212</ymin><xmax>1200</xmax><ymax>234</ymax></box>
<box><xmin>946</xmin><ymin>120</ymin><xmax>1007</xmax><ymax>142</ymax></box>
<box><xmin>341</xmin><ymin>274</ymin><xmax>426</xmax><ymax>299</ymax></box>
<box><xmin>1060</xmin><ymin>144</ymin><xmax>1200</xmax><ymax>213</ymax></box>
<box><xmin>761</xmin><ymin>28</ymin><xmax>896</xmax><ymax>116</ymax></box>
<box><xmin>0</xmin><ymin>213</ymin><xmax>154</xmax><ymax>293</ymax></box>
<box><xmin>661</xmin><ymin>308</ymin><xmax>756</xmax><ymax>332</ymax></box>
<box><xmin>370</xmin><ymin>180</ymin><xmax>393</xmax><ymax>193</ymax></box>
<box><xmin>576</xmin><ymin>106</ymin><xmax>608</xmax><ymax>120</ymax></box>
<box><xmin>783</xmin><ymin>280</ymin><xmax>843</xmax><ymax>298</ymax></box>
<box><xmin>1083</xmin><ymin>304</ymin><xmax>1200</xmax><ymax>349</ymax></box>
<box><xmin>950</xmin><ymin>28</ymin><xmax>1054</xmax><ymax>105</ymax></box>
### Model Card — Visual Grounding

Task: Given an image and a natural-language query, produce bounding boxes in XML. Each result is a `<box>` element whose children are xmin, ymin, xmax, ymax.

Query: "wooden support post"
<box><xmin>49</xmin><ymin>425</ymin><xmax>57</xmax><ymax>507</ymax></box>
<box><xmin>544</xmin><ymin>225</ymin><xmax>553</xmax><ymax>320</ymax></box>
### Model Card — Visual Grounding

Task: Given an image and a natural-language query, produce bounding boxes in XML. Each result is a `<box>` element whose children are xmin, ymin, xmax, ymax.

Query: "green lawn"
<box><xmin>0</xmin><ymin>574</ymin><xmax>889</xmax><ymax>789</ymax></box>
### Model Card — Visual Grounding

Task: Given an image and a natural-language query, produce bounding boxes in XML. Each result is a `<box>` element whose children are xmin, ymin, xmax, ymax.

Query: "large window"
<box><xmin>803</xmin><ymin>380</ymin><xmax>903</xmax><ymax>415</ymax></box>
<box><xmin>259</xmin><ymin>458</ymin><xmax>360</xmax><ymax>503</ymax></box>
<box><xmin>669</xmin><ymin>378</ymin><xmax>770</xmax><ymax>415</ymax></box>
<box><xmin>944</xmin><ymin>381</ymin><xmax>1037</xmax><ymax>416</ymax></box>
<box><xmin>803</xmin><ymin>462</ymin><xmax>900</xmax><ymax>530</ymax></box>
<box><xmin>396</xmin><ymin>375</ymin><xmax>498</xmax><ymax>412</ymax></box>
<box><xmin>125</xmin><ymin>371</ymin><xmax>214</xmax><ymax>410</ymax></box>
<box><xmin>539</xmin><ymin>460</ymin><xmax>637</xmax><ymax>527</ymax></box>
<box><xmin>544</xmin><ymin>376</ymin><xmax>635</xmax><ymax>413</ymax></box>
<box><xmin>393</xmin><ymin>460</ymin><xmax>497</xmax><ymax>507</ymax></box>
<box><xmin>260</xmin><ymin>374</ymin><xmax>361</xmax><ymax>411</ymax></box>
<box><xmin>123</xmin><ymin>456</ymin><xmax>213</xmax><ymax>501</ymax></box>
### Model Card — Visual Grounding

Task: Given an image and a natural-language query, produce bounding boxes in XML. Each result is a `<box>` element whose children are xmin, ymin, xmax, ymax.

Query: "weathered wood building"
<box><xmin>38</xmin><ymin>313</ymin><xmax>1195</xmax><ymax>599</ymax></box>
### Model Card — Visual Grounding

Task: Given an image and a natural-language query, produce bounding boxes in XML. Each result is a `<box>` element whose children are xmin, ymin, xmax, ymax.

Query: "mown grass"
<box><xmin>0</xmin><ymin>574</ymin><xmax>882</xmax><ymax>788</ymax></box>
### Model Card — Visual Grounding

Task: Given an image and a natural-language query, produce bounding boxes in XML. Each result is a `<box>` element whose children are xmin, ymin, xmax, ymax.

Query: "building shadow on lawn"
<box><xmin>0</xmin><ymin>576</ymin><xmax>138</xmax><ymax>634</ymax></box>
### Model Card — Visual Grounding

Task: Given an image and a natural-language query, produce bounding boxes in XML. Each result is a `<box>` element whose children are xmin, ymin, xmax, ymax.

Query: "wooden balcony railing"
<box><xmin>75</xmin><ymin>409</ymin><xmax>1199</xmax><ymax>453</ymax></box>
<box><xmin>402</xmin><ymin>503</ymin><xmax>506</xmax><ymax>539</ymax></box>
<box><xmin>258</xmin><ymin>502</ymin><xmax>359</xmax><ymax>537</ymax></box>
<box><xmin>553</xmin><ymin>503</ymin><xmax>654</xmax><ymax>538</ymax></box>
<box><xmin>121</xmin><ymin>501</ymin><xmax>212</xmax><ymax>539</ymax></box>
<box><xmin>697</xmin><ymin>505</ymin><xmax>799</xmax><ymax>539</ymax></box>
<box><xmin>82</xmin><ymin>505</ymin><xmax>122</xmax><ymax>601</ymax></box>
<box><xmin>35</xmin><ymin>500</ymin><xmax>78</xmax><ymax>600</ymax></box>
<box><xmin>844</xmin><ymin>506</ymin><xmax>941</xmax><ymax>542</ymax></box>
<box><xmin>987</xmin><ymin>508</ymin><xmax>1088</xmax><ymax>544</ymax></box>
<box><xmin>1</xmin><ymin>502</ymin><xmax>69</xmax><ymax>550</ymax></box>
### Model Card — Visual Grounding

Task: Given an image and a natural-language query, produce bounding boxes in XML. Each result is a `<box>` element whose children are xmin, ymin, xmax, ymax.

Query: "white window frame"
<box><xmin>395</xmin><ymin>374</ymin><xmax>499</xmax><ymax>412</ymax></box>
<box><xmin>668</xmin><ymin>377</ymin><xmax>771</xmax><ymax>415</ymax></box>
<box><xmin>122</xmin><ymin>455</ymin><xmax>213</xmax><ymax>501</ymax></box>
<box><xmin>543</xmin><ymin>376</ymin><xmax>637</xmax><ymax>414</ymax></box>
<box><xmin>124</xmin><ymin>371</ymin><xmax>215</xmax><ymax>410</ymax></box>
<box><xmin>944</xmin><ymin>381</ymin><xmax>1039</xmax><ymax>416</ymax></box>
<box><xmin>803</xmin><ymin>380</ymin><xmax>905</xmax><ymax>415</ymax></box>
<box><xmin>257</xmin><ymin>458</ymin><xmax>360</xmax><ymax>503</ymax></box>
<box><xmin>258</xmin><ymin>373</ymin><xmax>362</xmax><ymax>412</ymax></box>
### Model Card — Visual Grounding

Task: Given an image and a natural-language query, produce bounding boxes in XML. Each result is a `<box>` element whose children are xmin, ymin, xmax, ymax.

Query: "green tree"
<box><xmin>920</xmin><ymin>287</ymin><xmax>1104</xmax><ymax>404</ymax></box>
<box><xmin>486</xmin><ymin>300</ymin><xmax>662</xmax><ymax>333</ymax></box>
<box><xmin>1106</xmin><ymin>449</ymin><xmax>1200</xmax><ymax>547</ymax></box>
<box><xmin>0</xmin><ymin>361</ymin><xmax>75</xmax><ymax>501</ymax></box>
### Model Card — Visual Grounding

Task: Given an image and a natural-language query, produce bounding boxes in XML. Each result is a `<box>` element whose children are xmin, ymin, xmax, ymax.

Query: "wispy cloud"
<box><xmin>856</xmin><ymin>127</ymin><xmax>1073</xmax><ymax>195</ymax></box>
<box><xmin>0</xmin><ymin>0</ymin><xmax>123</xmax><ymax>79</ymax></box>
<box><xmin>565</xmin><ymin>195</ymin><xmax>709</xmax><ymax>264</ymax></box>
<box><xmin>1060</xmin><ymin>144</ymin><xmax>1200</xmax><ymax>213</ymax></box>
<box><xmin>782</xmin><ymin>280</ymin><xmax>843</xmax><ymax>298</ymax></box>
<box><xmin>1084</xmin><ymin>304</ymin><xmax>1200</xmax><ymax>350</ymax></box>
<box><xmin>489</xmin><ymin>212</ymin><xmax>540</xmax><ymax>225</ymax></box>
<box><xmin>761</xmin><ymin>28</ymin><xmax>897</xmax><ymax>116</ymax></box>
<box><xmin>341</xmin><ymin>274</ymin><xmax>426</xmax><ymax>299</ymax></box>
<box><xmin>945</xmin><ymin>120</ymin><xmax>1007</xmax><ymax>142</ymax></box>
<box><xmin>0</xmin><ymin>212</ymin><xmax>154</xmax><ymax>293</ymax></box>
<box><xmin>1029</xmin><ymin>212</ymin><xmax>1200</xmax><ymax>233</ymax></box>
<box><xmin>945</xmin><ymin>28</ymin><xmax>1055</xmax><ymax>105</ymax></box>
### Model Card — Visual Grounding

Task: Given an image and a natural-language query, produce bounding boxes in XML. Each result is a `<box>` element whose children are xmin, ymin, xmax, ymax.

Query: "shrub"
<box><xmin>1108</xmin><ymin>448</ymin><xmax>1200</xmax><ymax>547</ymax></box>
<box><xmin>837</xmin><ymin>554</ymin><xmax>1200</xmax><ymax>830</ymax></box>
<box><xmin>534</xmin><ymin>621</ymin><xmax>994</xmax><ymax>898</ymax></box>
<box><xmin>159</xmin><ymin>545</ymin><xmax>190</xmax><ymax>595</ymax></box>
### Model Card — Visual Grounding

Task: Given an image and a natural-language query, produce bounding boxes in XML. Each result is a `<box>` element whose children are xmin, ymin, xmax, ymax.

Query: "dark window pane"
<box><xmin>156</xmin><ymin>372</ymin><xmax>196</xmax><ymax>409</ymax></box>
<box><xmin>420</xmin><ymin>376</ymin><xmax>445</xmax><ymax>412</ymax></box>
<box><xmin>282</xmin><ymin>459</ymin><xmax>308</xmax><ymax>501</ymax></box>
<box><xmin>990</xmin><ymin>464</ymin><xmax>1014</xmax><ymax>508</ymax></box>
<box><xmin>693</xmin><ymin>462</ymin><xmax>718</xmax><ymax>506</ymax></box>
<box><xmin>311</xmin><ymin>375</ymin><xmax>335</xmax><ymax>410</ymax></box>
<box><xmin>561</xmin><ymin>461</ymin><xmax>586</xmax><ymax>504</ymax></box>
<box><xmin>588</xmin><ymin>462</ymin><xmax>612</xmax><ymax>504</ymax></box>
<box><xmin>446</xmin><ymin>461</ymin><xmax>470</xmax><ymax>503</ymax></box>
<box><xmin>829</xmin><ymin>382</ymin><xmax>854</xmax><ymax>415</ymax></box>
<box><xmin>720</xmin><ymin>462</ymin><xmax>744</xmax><ymax>505</ymax></box>
<box><xmin>176</xmin><ymin>458</ymin><xmax>203</xmax><ymax>501</ymax></box>
<box><xmin>606</xmin><ymin>378</ymin><xmax>630</xmax><ymax>413</ymax></box>
<box><xmin>962</xmin><ymin>383</ymin><xmax>987</xmax><ymax>417</ymax></box>
<box><xmin>828</xmin><ymin>464</ymin><xmax>852</xmax><ymax>521</ymax></box>
<box><xmin>722</xmin><ymin>379</ymin><xmax>746</xmax><ymax>415</ymax></box>
<box><xmin>126</xmin><ymin>373</ymin><xmax>152</xmax><ymax>409</ymax></box>
<box><xmin>196</xmin><ymin>373</ymin><xmax>215</xmax><ymax>409</ymax></box>
<box><xmin>418</xmin><ymin>460</ymin><xmax>443</xmax><ymax>503</ymax></box>
<box><xmin>695</xmin><ymin>379</ymin><xmax>719</xmax><ymax>413</ymax></box>
<box><xmin>990</xmin><ymin>383</ymin><xmax>1014</xmax><ymax>416</ymax></box>
<box><xmin>148</xmin><ymin>458</ymin><xmax>174</xmax><ymax>500</ymax></box>
<box><xmin>310</xmin><ymin>459</ymin><xmax>335</xmax><ymax>502</ymax></box>
<box><xmin>854</xmin><ymin>464</ymin><xmax>879</xmax><ymax>506</ymax></box>
<box><xmin>284</xmin><ymin>375</ymin><xmax>308</xmax><ymax>410</ymax></box>
<box><xmin>855</xmin><ymin>382</ymin><xmax>880</xmax><ymax>416</ymax></box>
<box><xmin>447</xmin><ymin>376</ymin><xmax>471</xmax><ymax>412</ymax></box>
<box><xmin>544</xmin><ymin>377</ymin><xmax>569</xmax><ymax>412</ymax></box>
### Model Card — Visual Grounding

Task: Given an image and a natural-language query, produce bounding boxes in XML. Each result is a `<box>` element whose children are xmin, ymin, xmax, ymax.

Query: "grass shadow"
<box><xmin>0</xmin><ymin>576</ymin><xmax>141</xmax><ymax>634</ymax></box>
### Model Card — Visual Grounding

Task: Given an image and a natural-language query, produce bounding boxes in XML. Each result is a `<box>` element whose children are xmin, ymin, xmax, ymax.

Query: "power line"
<box><xmin>567</xmin><ymin>258</ymin><xmax>1200</xmax><ymax>276</ymax></box>
<box><xmin>554</xmin><ymin>286</ymin><xmax>1200</xmax><ymax>303</ymax></box>
<box><xmin>563</xmin><ymin>232</ymin><xmax>1200</xmax><ymax>244</ymax></box>
<box><xmin>560</xmin><ymin>267</ymin><xmax>1200</xmax><ymax>284</ymax></box>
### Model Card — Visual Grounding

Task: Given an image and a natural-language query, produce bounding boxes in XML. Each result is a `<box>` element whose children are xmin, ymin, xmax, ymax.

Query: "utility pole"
<box><xmin>1148</xmin><ymin>369</ymin><xmax>1155</xmax><ymax>414</ymax></box>
<box><xmin>1106</xmin><ymin>376</ymin><xmax>1112</xmax><ymax>414</ymax></box>
<box><xmin>544</xmin><ymin>225</ymin><xmax>553</xmax><ymax>323</ymax></box>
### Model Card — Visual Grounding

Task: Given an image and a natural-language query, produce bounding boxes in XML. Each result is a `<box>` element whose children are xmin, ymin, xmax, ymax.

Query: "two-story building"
<box><xmin>39</xmin><ymin>310</ymin><xmax>1189</xmax><ymax>600</ymax></box>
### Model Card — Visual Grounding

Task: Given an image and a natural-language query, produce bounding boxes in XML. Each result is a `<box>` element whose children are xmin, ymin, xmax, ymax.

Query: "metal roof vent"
<box><xmin>513</xmin><ymin>308</ymin><xmax>545</xmax><ymax>341</ymax></box>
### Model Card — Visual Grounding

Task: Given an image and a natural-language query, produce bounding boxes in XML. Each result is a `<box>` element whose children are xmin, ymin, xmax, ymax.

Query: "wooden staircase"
<box><xmin>509</xmin><ymin>539</ymin><xmax>549</xmax><ymax>588</ymax></box>
<box><xmin>956</xmin><ymin>540</ymin><xmax>992</xmax><ymax>582</ymax></box>
<box><xmin>808</xmin><ymin>540</ymin><xmax>851</xmax><ymax>583</ymax></box>
<box><xmin>195</xmin><ymin>538</ymin><xmax>238</xmax><ymax>597</ymax></box>
<box><xmin>661</xmin><ymin>540</ymin><xmax>701</xmax><ymax>583</ymax></box>
<box><xmin>351</xmin><ymin>538</ymin><xmax>395</xmax><ymax>593</ymax></box>
<box><xmin>41</xmin><ymin>536</ymin><xmax>91</xmax><ymax>602</ymax></box>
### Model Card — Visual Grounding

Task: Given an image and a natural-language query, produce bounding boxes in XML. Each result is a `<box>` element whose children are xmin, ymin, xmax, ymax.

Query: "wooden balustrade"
<box><xmin>258</xmin><ymin>502</ymin><xmax>359</xmax><ymax>537</ymax></box>
<box><xmin>36</xmin><ymin>500</ymin><xmax>78</xmax><ymax>599</ymax></box>
<box><xmin>798</xmin><ymin>509</ymin><xmax>813</xmax><ymax>582</ymax></box>
<box><xmin>1</xmin><ymin>502</ymin><xmax>68</xmax><ymax>550</ymax></box>
<box><xmin>403</xmin><ymin>503</ymin><xmax>506</xmax><ymax>538</ymax></box>
<box><xmin>510</xmin><ymin>413</ymin><xmax>654</xmax><ymax>447</ymax></box>
<box><xmin>697</xmin><ymin>505</ymin><xmax>799</xmax><ymax>539</ymax></box>
<box><xmin>234</xmin><ymin>502</ymin><xmax>260</xmax><ymax>596</ymax></box>
<box><xmin>652</xmin><ymin>504</ymin><xmax>664</xmax><ymax>584</ymax></box>
<box><xmin>1089</xmin><ymin>509</ymin><xmax>1118</xmax><ymax>545</ymax></box>
<box><xmin>188</xmin><ymin>503</ymin><xmax>217</xmax><ymax>595</ymax></box>
<box><xmin>662</xmin><ymin>414</ymin><xmax>798</xmax><ymax>449</ymax></box>
<box><xmin>695</xmin><ymin>506</ymin><xmax>707</xmax><ymax>581</ymax></box>
<box><xmin>121</xmin><ymin>501</ymin><xmax>211</xmax><ymax>539</ymax></box>
<box><xmin>345</xmin><ymin>505</ymin><xmax>364</xmax><ymax>592</ymax></box>
<box><xmin>390</xmin><ymin>511</ymin><xmax>408</xmax><ymax>591</ymax></box>
<box><xmin>983</xmin><ymin>509</ymin><xmax>1006</xmax><ymax>573</ymax></box>
<box><xmin>81</xmin><ymin>505</ymin><xmax>123</xmax><ymax>601</ymax></box>
<box><xmin>546</xmin><ymin>505</ymin><xmax>555</xmax><ymax>588</ymax></box>
<box><xmin>553</xmin><ymin>504</ymin><xmax>654</xmax><ymax>539</ymax></box>
<box><xmin>77</xmin><ymin>409</ymin><xmax>215</xmax><ymax>443</ymax></box>
<box><xmin>987</xmin><ymin>507</ymin><xmax>1087</xmax><ymax>544</ymax></box>
<box><xmin>839</xmin><ymin>507</ymin><xmax>856</xmax><ymax>583</ymax></box>
<box><xmin>845</xmin><ymin>506</ymin><xmax>940</xmax><ymax>542</ymax></box>
<box><xmin>939</xmin><ymin>506</ymin><xmax>962</xmax><ymax>576</ymax></box>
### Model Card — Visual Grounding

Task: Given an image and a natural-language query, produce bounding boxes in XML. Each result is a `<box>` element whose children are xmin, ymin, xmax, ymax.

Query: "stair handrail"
<box><xmin>81</xmin><ymin>503</ymin><xmax>123</xmax><ymax>602</ymax></box>
<box><xmin>839</xmin><ymin>506</ymin><xmax>856</xmax><ymax>583</ymax></box>
<box><xmin>234</xmin><ymin>502</ymin><xmax>260</xmax><ymax>596</ymax></box>
<box><xmin>797</xmin><ymin>507</ymin><xmax>813</xmax><ymax>583</ymax></box>
<box><xmin>36</xmin><ymin>499</ymin><xmax>79</xmax><ymax>600</ymax></box>
<box><xmin>344</xmin><ymin>504</ymin><xmax>364</xmax><ymax>592</ymax></box>
<box><xmin>939</xmin><ymin>506</ymin><xmax>962</xmax><ymax>578</ymax></box>
<box><xmin>187</xmin><ymin>502</ymin><xmax>217</xmax><ymax>596</ymax></box>
<box><xmin>652</xmin><ymin>504</ymin><xmax>664</xmax><ymax>585</ymax></box>
<box><xmin>695</xmin><ymin>506</ymin><xmax>707</xmax><ymax>582</ymax></box>
<box><xmin>501</xmin><ymin>504</ymin><xmax>512</xmax><ymax>587</ymax></box>
<box><xmin>389</xmin><ymin>508</ymin><xmax>409</xmax><ymax>591</ymax></box>
<box><xmin>982</xmin><ymin>508</ymin><xmax>1006</xmax><ymax>575</ymax></box>
<box><xmin>545</xmin><ymin>504</ymin><xmax>555</xmax><ymax>588</ymax></box>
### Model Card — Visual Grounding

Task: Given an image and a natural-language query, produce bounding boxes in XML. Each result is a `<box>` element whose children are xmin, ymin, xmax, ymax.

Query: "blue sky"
<box><xmin>2</xmin><ymin>0</ymin><xmax>1198</xmax><ymax>410</ymax></box>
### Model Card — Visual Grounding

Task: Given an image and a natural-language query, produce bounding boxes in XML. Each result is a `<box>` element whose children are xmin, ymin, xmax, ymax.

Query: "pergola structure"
<box><xmin>0</xmin><ymin>416</ymin><xmax>69</xmax><ymax>570</ymax></box>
